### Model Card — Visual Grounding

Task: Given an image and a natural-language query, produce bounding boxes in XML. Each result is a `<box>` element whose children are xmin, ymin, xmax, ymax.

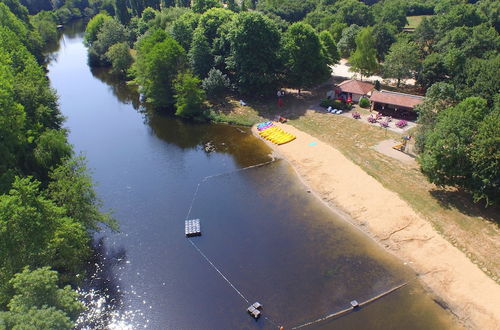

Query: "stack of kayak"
<box><xmin>257</xmin><ymin>122</ymin><xmax>296</xmax><ymax>145</ymax></box>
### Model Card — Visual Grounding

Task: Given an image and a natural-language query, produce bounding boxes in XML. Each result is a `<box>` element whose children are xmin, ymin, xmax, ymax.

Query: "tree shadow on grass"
<box><xmin>430</xmin><ymin>189</ymin><xmax>500</xmax><ymax>225</ymax></box>
<box><xmin>237</xmin><ymin>76</ymin><xmax>343</xmax><ymax>121</ymax></box>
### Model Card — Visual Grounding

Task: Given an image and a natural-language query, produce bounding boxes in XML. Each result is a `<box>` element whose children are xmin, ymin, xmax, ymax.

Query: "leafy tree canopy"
<box><xmin>282</xmin><ymin>22</ymin><xmax>331</xmax><ymax>91</ymax></box>
<box><xmin>132</xmin><ymin>29</ymin><xmax>187</xmax><ymax>107</ymax></box>
<box><xmin>174</xmin><ymin>71</ymin><xmax>206</xmax><ymax>118</ymax></box>
<box><xmin>383</xmin><ymin>39</ymin><xmax>419</xmax><ymax>87</ymax></box>
<box><xmin>226</xmin><ymin>11</ymin><xmax>282</xmax><ymax>95</ymax></box>
<box><xmin>191</xmin><ymin>0</ymin><xmax>221</xmax><ymax>14</ymax></box>
<box><xmin>419</xmin><ymin>97</ymin><xmax>498</xmax><ymax>205</ymax></box>
<box><xmin>349</xmin><ymin>26</ymin><xmax>378</xmax><ymax>78</ymax></box>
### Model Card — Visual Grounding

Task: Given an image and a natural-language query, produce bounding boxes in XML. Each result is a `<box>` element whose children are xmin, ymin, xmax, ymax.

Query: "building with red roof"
<box><xmin>370</xmin><ymin>90</ymin><xmax>425</xmax><ymax>120</ymax></box>
<box><xmin>332</xmin><ymin>79</ymin><xmax>375</xmax><ymax>103</ymax></box>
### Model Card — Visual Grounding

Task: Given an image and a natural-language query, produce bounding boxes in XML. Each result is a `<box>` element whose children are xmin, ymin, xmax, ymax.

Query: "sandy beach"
<box><xmin>252</xmin><ymin>123</ymin><xmax>500</xmax><ymax>329</ymax></box>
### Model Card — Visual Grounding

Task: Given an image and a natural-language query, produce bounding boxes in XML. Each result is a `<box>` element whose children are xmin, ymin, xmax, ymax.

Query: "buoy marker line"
<box><xmin>188</xmin><ymin>238</ymin><xmax>250</xmax><ymax>304</ymax></box>
<box><xmin>185</xmin><ymin>160</ymin><xmax>277</xmax><ymax>221</ymax></box>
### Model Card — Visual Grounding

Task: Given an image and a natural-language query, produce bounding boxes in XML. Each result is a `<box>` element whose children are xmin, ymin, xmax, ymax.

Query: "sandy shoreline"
<box><xmin>252</xmin><ymin>123</ymin><xmax>500</xmax><ymax>329</ymax></box>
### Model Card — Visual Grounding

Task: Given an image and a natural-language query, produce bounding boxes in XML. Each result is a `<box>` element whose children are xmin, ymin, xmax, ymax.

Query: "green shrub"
<box><xmin>320</xmin><ymin>98</ymin><xmax>352</xmax><ymax>110</ymax></box>
<box><xmin>359</xmin><ymin>97</ymin><xmax>370</xmax><ymax>108</ymax></box>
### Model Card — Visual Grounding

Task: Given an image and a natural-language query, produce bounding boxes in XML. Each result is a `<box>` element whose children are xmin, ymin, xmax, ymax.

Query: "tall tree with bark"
<box><xmin>319</xmin><ymin>30</ymin><xmax>340</xmax><ymax>65</ymax></box>
<box><xmin>336</xmin><ymin>24</ymin><xmax>360</xmax><ymax>58</ymax></box>
<box><xmin>132</xmin><ymin>29</ymin><xmax>187</xmax><ymax>108</ymax></box>
<box><xmin>372</xmin><ymin>23</ymin><xmax>396</xmax><ymax>61</ymax></box>
<box><xmin>189</xmin><ymin>26</ymin><xmax>213</xmax><ymax>78</ymax></box>
<box><xmin>349</xmin><ymin>26</ymin><xmax>377</xmax><ymax>79</ymax></box>
<box><xmin>226</xmin><ymin>11</ymin><xmax>282</xmax><ymax>95</ymax></box>
<box><xmin>282</xmin><ymin>22</ymin><xmax>331</xmax><ymax>93</ymax></box>
<box><xmin>174</xmin><ymin>71</ymin><xmax>206</xmax><ymax>118</ymax></box>
<box><xmin>383</xmin><ymin>39</ymin><xmax>419</xmax><ymax>87</ymax></box>
<box><xmin>419</xmin><ymin>97</ymin><xmax>498</xmax><ymax>206</ymax></box>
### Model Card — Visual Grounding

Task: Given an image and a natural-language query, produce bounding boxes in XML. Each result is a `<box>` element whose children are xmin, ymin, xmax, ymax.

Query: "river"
<box><xmin>47</xmin><ymin>21</ymin><xmax>459</xmax><ymax>329</ymax></box>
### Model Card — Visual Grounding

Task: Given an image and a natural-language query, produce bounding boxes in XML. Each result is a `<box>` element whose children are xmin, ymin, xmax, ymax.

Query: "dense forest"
<box><xmin>0</xmin><ymin>0</ymin><xmax>115</xmax><ymax>328</ymax></box>
<box><xmin>0</xmin><ymin>0</ymin><xmax>498</xmax><ymax>328</ymax></box>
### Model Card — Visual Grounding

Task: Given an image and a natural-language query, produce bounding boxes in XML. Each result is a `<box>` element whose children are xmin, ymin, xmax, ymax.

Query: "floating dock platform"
<box><xmin>185</xmin><ymin>219</ymin><xmax>201</xmax><ymax>237</ymax></box>
<box><xmin>247</xmin><ymin>302</ymin><xmax>263</xmax><ymax>319</ymax></box>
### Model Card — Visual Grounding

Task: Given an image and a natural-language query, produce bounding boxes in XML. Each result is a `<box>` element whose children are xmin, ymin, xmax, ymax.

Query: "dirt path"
<box><xmin>331</xmin><ymin>59</ymin><xmax>416</xmax><ymax>85</ymax></box>
<box><xmin>252</xmin><ymin>123</ymin><xmax>500</xmax><ymax>329</ymax></box>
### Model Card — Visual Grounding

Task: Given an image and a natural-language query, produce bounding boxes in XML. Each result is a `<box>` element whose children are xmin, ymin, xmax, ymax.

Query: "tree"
<box><xmin>174</xmin><ymin>72</ymin><xmax>206</xmax><ymax>118</ymax></box>
<box><xmin>189</xmin><ymin>27</ymin><xmax>213</xmax><ymax>78</ymax></box>
<box><xmin>226</xmin><ymin>11</ymin><xmax>282</xmax><ymax>95</ymax></box>
<box><xmin>171</xmin><ymin>12</ymin><xmax>200</xmax><ymax>51</ymax></box>
<box><xmin>48</xmin><ymin>157</ymin><xmax>116</xmax><ymax>232</ymax></box>
<box><xmin>256</xmin><ymin>0</ymin><xmax>316</xmax><ymax>23</ymax></box>
<box><xmin>414</xmin><ymin>82</ymin><xmax>458</xmax><ymax>152</ymax></box>
<box><xmin>33</xmin><ymin>129</ymin><xmax>72</xmax><ymax>174</ymax></box>
<box><xmin>336</xmin><ymin>24</ymin><xmax>360</xmax><ymax>58</ymax></box>
<box><xmin>372</xmin><ymin>23</ymin><xmax>396</xmax><ymax>61</ymax></box>
<box><xmin>191</xmin><ymin>0</ymin><xmax>221</xmax><ymax>13</ymax></box>
<box><xmin>463</xmin><ymin>55</ymin><xmax>500</xmax><ymax>105</ymax></box>
<box><xmin>0</xmin><ymin>267</ymin><xmax>83</xmax><ymax>328</ymax></box>
<box><xmin>319</xmin><ymin>30</ymin><xmax>340</xmax><ymax>65</ymax></box>
<box><xmin>105</xmin><ymin>41</ymin><xmax>133</xmax><ymax>75</ymax></box>
<box><xmin>114</xmin><ymin>0</ymin><xmax>130</xmax><ymax>25</ymax></box>
<box><xmin>477</xmin><ymin>0</ymin><xmax>500</xmax><ymax>32</ymax></box>
<box><xmin>202</xmin><ymin>68</ymin><xmax>231</xmax><ymax>99</ymax></box>
<box><xmin>227</xmin><ymin>0</ymin><xmax>238</xmax><ymax>12</ymax></box>
<box><xmin>329</xmin><ymin>22</ymin><xmax>347</xmax><ymax>42</ymax></box>
<box><xmin>334</xmin><ymin>0</ymin><xmax>373</xmax><ymax>26</ymax></box>
<box><xmin>470</xmin><ymin>108</ymin><xmax>500</xmax><ymax>205</ymax></box>
<box><xmin>128</xmin><ymin>0</ymin><xmax>144</xmax><ymax>16</ymax></box>
<box><xmin>372</xmin><ymin>0</ymin><xmax>407</xmax><ymax>30</ymax></box>
<box><xmin>0</xmin><ymin>2</ymin><xmax>42</xmax><ymax>59</ymax></box>
<box><xmin>2</xmin><ymin>0</ymin><xmax>29</xmax><ymax>23</ymax></box>
<box><xmin>435</xmin><ymin>3</ymin><xmax>484</xmax><ymax>34</ymax></box>
<box><xmin>419</xmin><ymin>97</ymin><xmax>495</xmax><ymax>204</ymax></box>
<box><xmin>282</xmin><ymin>22</ymin><xmax>331</xmax><ymax>92</ymax></box>
<box><xmin>416</xmin><ymin>53</ymin><xmax>448</xmax><ymax>89</ymax></box>
<box><xmin>132</xmin><ymin>29</ymin><xmax>187</xmax><ymax>107</ymax></box>
<box><xmin>83</xmin><ymin>12</ymin><xmax>112</xmax><ymax>46</ymax></box>
<box><xmin>383</xmin><ymin>39</ymin><xmax>419</xmax><ymax>87</ymax></box>
<box><xmin>30</xmin><ymin>11</ymin><xmax>58</xmax><ymax>44</ymax></box>
<box><xmin>0</xmin><ymin>177</ymin><xmax>90</xmax><ymax>304</ymax></box>
<box><xmin>198</xmin><ymin>7</ymin><xmax>234</xmax><ymax>46</ymax></box>
<box><xmin>349</xmin><ymin>26</ymin><xmax>377</xmax><ymax>79</ymax></box>
<box><xmin>0</xmin><ymin>306</ymin><xmax>74</xmax><ymax>329</ymax></box>
<box><xmin>88</xmin><ymin>18</ymin><xmax>129</xmax><ymax>66</ymax></box>
<box><xmin>414</xmin><ymin>16</ymin><xmax>436</xmax><ymax>55</ymax></box>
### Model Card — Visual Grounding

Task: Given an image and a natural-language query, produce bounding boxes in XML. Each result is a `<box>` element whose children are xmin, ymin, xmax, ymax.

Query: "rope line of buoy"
<box><xmin>188</xmin><ymin>238</ymin><xmax>250</xmax><ymax>304</ymax></box>
<box><xmin>291</xmin><ymin>281</ymin><xmax>410</xmax><ymax>329</ymax></box>
<box><xmin>185</xmin><ymin>159</ymin><xmax>277</xmax><ymax>221</ymax></box>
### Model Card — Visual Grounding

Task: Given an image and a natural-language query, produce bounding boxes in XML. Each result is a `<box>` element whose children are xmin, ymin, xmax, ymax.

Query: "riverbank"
<box><xmin>252</xmin><ymin>123</ymin><xmax>500</xmax><ymax>329</ymax></box>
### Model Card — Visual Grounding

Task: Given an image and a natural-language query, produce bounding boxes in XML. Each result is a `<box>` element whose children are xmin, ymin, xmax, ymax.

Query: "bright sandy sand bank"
<box><xmin>252</xmin><ymin>123</ymin><xmax>500</xmax><ymax>329</ymax></box>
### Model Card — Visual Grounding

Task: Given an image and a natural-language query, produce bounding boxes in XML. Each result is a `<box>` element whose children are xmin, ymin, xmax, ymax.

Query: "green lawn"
<box><xmin>405</xmin><ymin>15</ymin><xmax>432</xmax><ymax>29</ymax></box>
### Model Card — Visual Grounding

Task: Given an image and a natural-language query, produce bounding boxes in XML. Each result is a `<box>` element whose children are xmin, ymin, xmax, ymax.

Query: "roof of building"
<box><xmin>370</xmin><ymin>90</ymin><xmax>424</xmax><ymax>109</ymax></box>
<box><xmin>336</xmin><ymin>79</ymin><xmax>374</xmax><ymax>95</ymax></box>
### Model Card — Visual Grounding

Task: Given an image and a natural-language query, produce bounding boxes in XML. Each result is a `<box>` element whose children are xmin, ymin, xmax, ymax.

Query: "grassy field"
<box><xmin>406</xmin><ymin>15</ymin><xmax>432</xmax><ymax>29</ymax></box>
<box><xmin>216</xmin><ymin>83</ymin><xmax>500</xmax><ymax>283</ymax></box>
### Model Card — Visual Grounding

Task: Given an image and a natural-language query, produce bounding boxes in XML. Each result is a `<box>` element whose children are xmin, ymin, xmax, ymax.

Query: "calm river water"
<box><xmin>47</xmin><ymin>22</ymin><xmax>459</xmax><ymax>329</ymax></box>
